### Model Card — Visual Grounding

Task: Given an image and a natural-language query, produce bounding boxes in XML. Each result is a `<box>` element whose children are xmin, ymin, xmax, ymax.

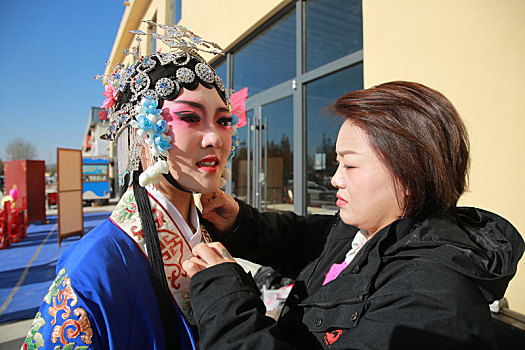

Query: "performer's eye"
<box><xmin>217</xmin><ymin>116</ymin><xmax>233</xmax><ymax>126</ymax></box>
<box><xmin>175</xmin><ymin>112</ymin><xmax>201</xmax><ymax>123</ymax></box>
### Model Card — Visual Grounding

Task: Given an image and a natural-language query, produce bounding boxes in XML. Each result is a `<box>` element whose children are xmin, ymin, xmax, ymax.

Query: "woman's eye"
<box><xmin>175</xmin><ymin>112</ymin><xmax>201</xmax><ymax>123</ymax></box>
<box><xmin>334</xmin><ymin>159</ymin><xmax>354</xmax><ymax>169</ymax></box>
<box><xmin>217</xmin><ymin>116</ymin><xmax>233</xmax><ymax>126</ymax></box>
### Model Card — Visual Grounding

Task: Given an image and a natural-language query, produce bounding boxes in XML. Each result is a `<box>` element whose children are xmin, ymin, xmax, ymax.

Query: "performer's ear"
<box><xmin>140</xmin><ymin>142</ymin><xmax>154</xmax><ymax>170</ymax></box>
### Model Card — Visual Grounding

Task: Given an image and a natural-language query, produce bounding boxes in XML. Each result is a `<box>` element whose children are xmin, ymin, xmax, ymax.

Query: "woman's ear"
<box><xmin>140</xmin><ymin>141</ymin><xmax>153</xmax><ymax>170</ymax></box>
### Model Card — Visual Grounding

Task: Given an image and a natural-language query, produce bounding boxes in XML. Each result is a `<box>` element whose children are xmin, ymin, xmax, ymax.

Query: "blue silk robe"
<box><xmin>23</xmin><ymin>187</ymin><xmax>203</xmax><ymax>349</ymax></box>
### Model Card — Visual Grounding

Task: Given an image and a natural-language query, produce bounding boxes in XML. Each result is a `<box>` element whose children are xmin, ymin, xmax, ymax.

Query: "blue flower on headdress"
<box><xmin>153</xmin><ymin>119</ymin><xmax>167</xmax><ymax>133</ymax></box>
<box><xmin>152</xmin><ymin>134</ymin><xmax>172</xmax><ymax>152</ymax></box>
<box><xmin>143</xmin><ymin>96</ymin><xmax>161</xmax><ymax>115</ymax></box>
<box><xmin>138</xmin><ymin>115</ymin><xmax>153</xmax><ymax>131</ymax></box>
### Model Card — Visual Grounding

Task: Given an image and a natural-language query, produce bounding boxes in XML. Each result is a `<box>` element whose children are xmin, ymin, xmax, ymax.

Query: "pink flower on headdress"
<box><xmin>101</xmin><ymin>84</ymin><xmax>116</xmax><ymax>111</ymax></box>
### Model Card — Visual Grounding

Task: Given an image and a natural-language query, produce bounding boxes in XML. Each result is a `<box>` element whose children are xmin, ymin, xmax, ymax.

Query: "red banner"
<box><xmin>230</xmin><ymin>87</ymin><xmax>248</xmax><ymax>128</ymax></box>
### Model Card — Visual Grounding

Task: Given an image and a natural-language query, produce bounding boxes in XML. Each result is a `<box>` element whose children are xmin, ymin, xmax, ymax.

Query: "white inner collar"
<box><xmin>146</xmin><ymin>184</ymin><xmax>202</xmax><ymax>248</ymax></box>
<box><xmin>344</xmin><ymin>229</ymin><xmax>370</xmax><ymax>264</ymax></box>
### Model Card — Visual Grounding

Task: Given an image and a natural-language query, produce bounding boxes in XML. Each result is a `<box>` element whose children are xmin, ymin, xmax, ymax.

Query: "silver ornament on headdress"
<box><xmin>176</xmin><ymin>68</ymin><xmax>195</xmax><ymax>84</ymax></box>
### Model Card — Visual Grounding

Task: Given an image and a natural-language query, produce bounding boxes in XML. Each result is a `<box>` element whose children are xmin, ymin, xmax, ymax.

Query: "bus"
<box><xmin>82</xmin><ymin>157</ymin><xmax>111</xmax><ymax>205</ymax></box>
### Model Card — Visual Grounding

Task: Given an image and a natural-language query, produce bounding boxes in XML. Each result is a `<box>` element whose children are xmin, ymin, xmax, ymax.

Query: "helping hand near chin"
<box><xmin>183</xmin><ymin>242</ymin><xmax>236</xmax><ymax>278</ymax></box>
<box><xmin>200</xmin><ymin>191</ymin><xmax>239</xmax><ymax>234</ymax></box>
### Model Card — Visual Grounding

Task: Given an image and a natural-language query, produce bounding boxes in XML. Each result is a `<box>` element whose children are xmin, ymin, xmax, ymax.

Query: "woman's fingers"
<box><xmin>207</xmin><ymin>242</ymin><xmax>236</xmax><ymax>262</ymax></box>
<box><xmin>192</xmin><ymin>242</ymin><xmax>235</xmax><ymax>265</ymax></box>
<box><xmin>201</xmin><ymin>192</ymin><xmax>240</xmax><ymax>233</ymax></box>
<box><xmin>200</xmin><ymin>192</ymin><xmax>216</xmax><ymax>206</ymax></box>
<box><xmin>201</xmin><ymin>191</ymin><xmax>226</xmax><ymax>215</ymax></box>
<box><xmin>183</xmin><ymin>243</ymin><xmax>236</xmax><ymax>278</ymax></box>
<box><xmin>183</xmin><ymin>258</ymin><xmax>205</xmax><ymax>278</ymax></box>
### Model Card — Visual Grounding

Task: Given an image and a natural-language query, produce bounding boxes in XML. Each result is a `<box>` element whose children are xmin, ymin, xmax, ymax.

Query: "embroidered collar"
<box><xmin>110</xmin><ymin>185</ymin><xmax>212</xmax><ymax>325</ymax></box>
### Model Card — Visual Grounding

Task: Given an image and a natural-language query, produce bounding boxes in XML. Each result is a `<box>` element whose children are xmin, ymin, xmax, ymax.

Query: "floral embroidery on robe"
<box><xmin>23</xmin><ymin>269</ymin><xmax>93</xmax><ymax>350</ymax></box>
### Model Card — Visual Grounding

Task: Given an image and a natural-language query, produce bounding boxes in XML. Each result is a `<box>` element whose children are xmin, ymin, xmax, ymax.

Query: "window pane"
<box><xmin>213</xmin><ymin>60</ymin><xmax>227</xmax><ymax>85</ymax></box>
<box><xmin>305</xmin><ymin>0</ymin><xmax>362</xmax><ymax>71</ymax></box>
<box><xmin>233</xmin><ymin>10</ymin><xmax>296</xmax><ymax>95</ymax></box>
<box><xmin>305</xmin><ymin>63</ymin><xmax>363</xmax><ymax>213</ymax></box>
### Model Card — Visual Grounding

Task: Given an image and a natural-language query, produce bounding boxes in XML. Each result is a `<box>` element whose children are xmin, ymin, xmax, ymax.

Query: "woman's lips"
<box><xmin>336</xmin><ymin>194</ymin><xmax>348</xmax><ymax>207</ymax></box>
<box><xmin>197</xmin><ymin>156</ymin><xmax>219</xmax><ymax>173</ymax></box>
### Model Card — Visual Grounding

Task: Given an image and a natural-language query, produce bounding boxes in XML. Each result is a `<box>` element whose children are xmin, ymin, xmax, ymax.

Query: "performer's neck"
<box><xmin>154</xmin><ymin>181</ymin><xmax>194</xmax><ymax>230</ymax></box>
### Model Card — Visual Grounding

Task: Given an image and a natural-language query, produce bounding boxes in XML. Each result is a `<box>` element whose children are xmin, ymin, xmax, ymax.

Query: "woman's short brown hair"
<box><xmin>331</xmin><ymin>81</ymin><xmax>470</xmax><ymax>217</ymax></box>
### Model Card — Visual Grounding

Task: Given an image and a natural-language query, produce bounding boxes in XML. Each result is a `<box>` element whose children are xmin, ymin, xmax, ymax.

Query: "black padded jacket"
<box><xmin>191</xmin><ymin>201</ymin><xmax>524</xmax><ymax>349</ymax></box>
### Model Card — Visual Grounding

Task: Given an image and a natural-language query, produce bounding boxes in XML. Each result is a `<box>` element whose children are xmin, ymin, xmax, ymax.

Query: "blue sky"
<box><xmin>0</xmin><ymin>0</ymin><xmax>125</xmax><ymax>164</ymax></box>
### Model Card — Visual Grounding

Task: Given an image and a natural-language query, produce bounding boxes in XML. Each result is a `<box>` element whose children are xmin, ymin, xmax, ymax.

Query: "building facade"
<box><xmin>82</xmin><ymin>107</ymin><xmax>111</xmax><ymax>157</ymax></box>
<box><xmin>105</xmin><ymin>0</ymin><xmax>525</xmax><ymax>313</ymax></box>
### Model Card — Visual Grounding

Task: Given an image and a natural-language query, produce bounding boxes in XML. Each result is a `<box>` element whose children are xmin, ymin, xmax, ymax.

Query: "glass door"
<box><xmin>231</xmin><ymin>96</ymin><xmax>293</xmax><ymax>212</ymax></box>
<box><xmin>259</xmin><ymin>96</ymin><xmax>293</xmax><ymax>212</ymax></box>
<box><xmin>231</xmin><ymin>110</ymin><xmax>253</xmax><ymax>204</ymax></box>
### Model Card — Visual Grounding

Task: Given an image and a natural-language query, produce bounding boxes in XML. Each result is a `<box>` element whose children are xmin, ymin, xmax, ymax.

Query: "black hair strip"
<box><xmin>132</xmin><ymin>166</ymin><xmax>181</xmax><ymax>350</ymax></box>
<box><xmin>162</xmin><ymin>172</ymin><xmax>197</xmax><ymax>194</ymax></box>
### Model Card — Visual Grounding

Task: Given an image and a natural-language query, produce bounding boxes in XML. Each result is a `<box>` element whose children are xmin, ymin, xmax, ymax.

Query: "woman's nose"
<box><xmin>201</xmin><ymin>125</ymin><xmax>222</xmax><ymax>149</ymax></box>
<box><xmin>331</xmin><ymin>167</ymin><xmax>345</xmax><ymax>189</ymax></box>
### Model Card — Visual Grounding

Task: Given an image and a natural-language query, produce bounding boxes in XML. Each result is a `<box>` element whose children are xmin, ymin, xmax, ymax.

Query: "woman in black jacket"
<box><xmin>183</xmin><ymin>81</ymin><xmax>524</xmax><ymax>349</ymax></box>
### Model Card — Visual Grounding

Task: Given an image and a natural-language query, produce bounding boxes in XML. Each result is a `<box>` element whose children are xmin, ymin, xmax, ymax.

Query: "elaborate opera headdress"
<box><xmin>97</xmin><ymin>21</ymin><xmax>238</xmax><ymax>189</ymax></box>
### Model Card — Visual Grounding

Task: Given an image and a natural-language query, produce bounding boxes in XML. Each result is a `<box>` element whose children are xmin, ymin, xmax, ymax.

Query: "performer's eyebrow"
<box><xmin>173</xmin><ymin>100</ymin><xmax>229</xmax><ymax>114</ymax></box>
<box><xmin>172</xmin><ymin>100</ymin><xmax>204</xmax><ymax>110</ymax></box>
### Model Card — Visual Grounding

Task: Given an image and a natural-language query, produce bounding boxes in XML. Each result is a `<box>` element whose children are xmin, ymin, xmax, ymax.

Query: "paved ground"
<box><xmin>0</xmin><ymin>199</ymin><xmax>118</xmax><ymax>350</ymax></box>
<box><xmin>0</xmin><ymin>319</ymin><xmax>33</xmax><ymax>349</ymax></box>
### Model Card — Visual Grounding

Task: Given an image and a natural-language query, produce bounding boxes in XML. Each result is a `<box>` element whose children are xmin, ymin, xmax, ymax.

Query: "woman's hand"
<box><xmin>200</xmin><ymin>191</ymin><xmax>239</xmax><ymax>234</ymax></box>
<box><xmin>183</xmin><ymin>242</ymin><xmax>236</xmax><ymax>277</ymax></box>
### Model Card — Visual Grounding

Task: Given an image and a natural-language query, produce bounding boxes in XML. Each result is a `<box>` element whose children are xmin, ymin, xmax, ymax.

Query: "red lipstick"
<box><xmin>196</xmin><ymin>155</ymin><xmax>219</xmax><ymax>173</ymax></box>
<box><xmin>336</xmin><ymin>193</ymin><xmax>348</xmax><ymax>207</ymax></box>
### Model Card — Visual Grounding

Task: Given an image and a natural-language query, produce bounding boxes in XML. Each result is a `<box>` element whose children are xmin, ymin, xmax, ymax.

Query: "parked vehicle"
<box><xmin>286</xmin><ymin>180</ymin><xmax>337</xmax><ymax>207</ymax></box>
<box><xmin>82</xmin><ymin>157</ymin><xmax>111</xmax><ymax>205</ymax></box>
<box><xmin>307</xmin><ymin>181</ymin><xmax>337</xmax><ymax>206</ymax></box>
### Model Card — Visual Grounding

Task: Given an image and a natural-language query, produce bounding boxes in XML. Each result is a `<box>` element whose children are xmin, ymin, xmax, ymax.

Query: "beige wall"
<box><xmin>363</xmin><ymin>0</ymin><xmax>525</xmax><ymax>313</ymax></box>
<box><xmin>178</xmin><ymin>0</ymin><xmax>291</xmax><ymax>61</ymax></box>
